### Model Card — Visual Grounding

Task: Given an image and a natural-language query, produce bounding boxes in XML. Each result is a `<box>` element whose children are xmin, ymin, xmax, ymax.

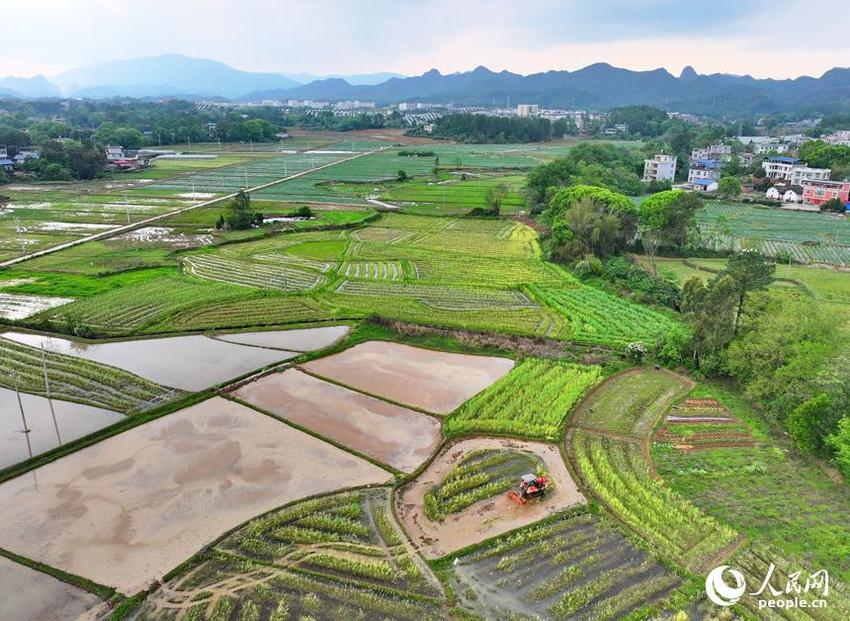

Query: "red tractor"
<box><xmin>507</xmin><ymin>473</ymin><xmax>550</xmax><ymax>505</ymax></box>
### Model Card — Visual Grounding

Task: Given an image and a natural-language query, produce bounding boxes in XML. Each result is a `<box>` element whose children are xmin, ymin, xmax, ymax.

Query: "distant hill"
<box><xmin>1</xmin><ymin>55</ymin><xmax>849</xmax><ymax>117</ymax></box>
<box><xmin>52</xmin><ymin>54</ymin><xmax>302</xmax><ymax>99</ymax></box>
<box><xmin>281</xmin><ymin>72</ymin><xmax>406</xmax><ymax>86</ymax></box>
<box><xmin>247</xmin><ymin>63</ymin><xmax>850</xmax><ymax>117</ymax></box>
<box><xmin>0</xmin><ymin>75</ymin><xmax>61</xmax><ymax>98</ymax></box>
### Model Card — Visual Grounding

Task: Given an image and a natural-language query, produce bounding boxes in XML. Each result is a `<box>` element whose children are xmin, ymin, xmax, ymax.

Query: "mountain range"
<box><xmin>1</xmin><ymin>54</ymin><xmax>849</xmax><ymax>117</ymax></box>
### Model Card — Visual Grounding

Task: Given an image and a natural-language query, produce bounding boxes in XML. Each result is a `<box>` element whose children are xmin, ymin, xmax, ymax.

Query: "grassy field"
<box><xmin>653</xmin><ymin>383</ymin><xmax>850</xmax><ymax>583</ymax></box>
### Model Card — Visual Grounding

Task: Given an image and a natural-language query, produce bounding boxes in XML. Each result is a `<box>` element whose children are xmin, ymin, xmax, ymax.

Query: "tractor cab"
<box><xmin>507</xmin><ymin>473</ymin><xmax>550</xmax><ymax>505</ymax></box>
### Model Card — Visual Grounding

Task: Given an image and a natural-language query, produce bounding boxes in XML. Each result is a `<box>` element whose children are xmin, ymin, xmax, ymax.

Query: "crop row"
<box><xmin>569</xmin><ymin>431</ymin><xmax>737</xmax><ymax>572</ymax></box>
<box><xmin>445</xmin><ymin>359</ymin><xmax>603</xmax><ymax>440</ymax></box>
<box><xmin>168</xmin><ymin>295</ymin><xmax>332</xmax><ymax>331</ymax></box>
<box><xmin>530</xmin><ymin>284</ymin><xmax>679</xmax><ymax>347</ymax></box>
<box><xmin>0</xmin><ymin>337</ymin><xmax>179</xmax><ymax>412</ymax></box>
<box><xmin>184</xmin><ymin>255</ymin><xmax>325</xmax><ymax>292</ymax></box>
<box><xmin>425</xmin><ymin>449</ymin><xmax>543</xmax><ymax>521</ymax></box>
<box><xmin>339</xmin><ymin>261</ymin><xmax>404</xmax><ymax>280</ymax></box>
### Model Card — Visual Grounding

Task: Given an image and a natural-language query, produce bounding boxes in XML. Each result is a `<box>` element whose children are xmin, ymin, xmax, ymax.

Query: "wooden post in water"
<box><xmin>41</xmin><ymin>345</ymin><xmax>62</xmax><ymax>445</ymax></box>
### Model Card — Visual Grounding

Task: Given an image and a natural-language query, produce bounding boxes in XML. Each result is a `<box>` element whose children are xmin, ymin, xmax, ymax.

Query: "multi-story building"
<box><xmin>801</xmin><ymin>180</ymin><xmax>850</xmax><ymax>207</ymax></box>
<box><xmin>105</xmin><ymin>145</ymin><xmax>125</xmax><ymax>162</ymax></box>
<box><xmin>691</xmin><ymin>144</ymin><xmax>732</xmax><ymax>160</ymax></box>
<box><xmin>687</xmin><ymin>158</ymin><xmax>722</xmax><ymax>185</ymax></box>
<box><xmin>516</xmin><ymin>104</ymin><xmax>539</xmax><ymax>118</ymax></box>
<box><xmin>643</xmin><ymin>154</ymin><xmax>677</xmax><ymax>182</ymax></box>
<box><xmin>789</xmin><ymin>166</ymin><xmax>831</xmax><ymax>186</ymax></box>
<box><xmin>762</xmin><ymin>156</ymin><xmax>831</xmax><ymax>184</ymax></box>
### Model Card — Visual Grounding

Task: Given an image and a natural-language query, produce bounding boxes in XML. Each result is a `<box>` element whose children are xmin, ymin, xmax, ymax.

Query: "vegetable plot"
<box><xmin>445</xmin><ymin>358</ymin><xmax>602</xmax><ymax>440</ymax></box>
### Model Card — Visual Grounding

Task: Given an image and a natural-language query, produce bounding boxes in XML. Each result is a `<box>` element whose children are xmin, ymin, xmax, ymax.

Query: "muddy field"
<box><xmin>397</xmin><ymin>437</ymin><xmax>585</xmax><ymax>558</ymax></box>
<box><xmin>0</xmin><ymin>556</ymin><xmax>102</xmax><ymax>621</ymax></box>
<box><xmin>0</xmin><ymin>387</ymin><xmax>123</xmax><ymax>468</ymax></box>
<box><xmin>214</xmin><ymin>325</ymin><xmax>350</xmax><ymax>351</ymax></box>
<box><xmin>0</xmin><ymin>397</ymin><xmax>391</xmax><ymax>594</ymax></box>
<box><xmin>2</xmin><ymin>331</ymin><xmax>299</xmax><ymax>391</ymax></box>
<box><xmin>234</xmin><ymin>368</ymin><xmax>441</xmax><ymax>472</ymax></box>
<box><xmin>302</xmin><ymin>340</ymin><xmax>515</xmax><ymax>413</ymax></box>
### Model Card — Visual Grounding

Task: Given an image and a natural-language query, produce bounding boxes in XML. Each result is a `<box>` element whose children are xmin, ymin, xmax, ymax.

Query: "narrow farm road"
<box><xmin>0</xmin><ymin>146</ymin><xmax>389</xmax><ymax>269</ymax></box>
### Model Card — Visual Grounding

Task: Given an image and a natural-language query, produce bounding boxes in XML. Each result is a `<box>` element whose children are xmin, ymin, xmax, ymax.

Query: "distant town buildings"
<box><xmin>643</xmin><ymin>154</ymin><xmax>677</xmax><ymax>183</ymax></box>
<box><xmin>824</xmin><ymin>130</ymin><xmax>850</xmax><ymax>147</ymax></box>
<box><xmin>516</xmin><ymin>104</ymin><xmax>539</xmax><ymax>118</ymax></box>
<box><xmin>762</xmin><ymin>155</ymin><xmax>831</xmax><ymax>184</ymax></box>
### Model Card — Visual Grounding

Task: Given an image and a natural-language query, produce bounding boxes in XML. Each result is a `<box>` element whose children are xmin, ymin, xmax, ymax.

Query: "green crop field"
<box><xmin>697</xmin><ymin>202</ymin><xmax>850</xmax><ymax>266</ymax></box>
<box><xmin>445</xmin><ymin>358</ymin><xmax>603</xmax><ymax>439</ymax></box>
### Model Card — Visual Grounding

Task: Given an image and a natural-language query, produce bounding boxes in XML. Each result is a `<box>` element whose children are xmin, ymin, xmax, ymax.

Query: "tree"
<box><xmin>665</xmin><ymin>191</ymin><xmax>701</xmax><ymax>251</ymax></box>
<box><xmin>224</xmin><ymin>190</ymin><xmax>256</xmax><ymax>230</ymax></box>
<box><xmin>723</xmin><ymin>251</ymin><xmax>775</xmax><ymax>333</ymax></box>
<box><xmin>554</xmin><ymin>197</ymin><xmax>622</xmax><ymax>264</ymax></box>
<box><xmin>826</xmin><ymin>417</ymin><xmax>850</xmax><ymax>479</ymax></box>
<box><xmin>788</xmin><ymin>394</ymin><xmax>832</xmax><ymax>455</ymax></box>
<box><xmin>483</xmin><ymin>184</ymin><xmax>508</xmax><ymax>215</ymax></box>
<box><xmin>717</xmin><ymin>176</ymin><xmax>742</xmax><ymax>199</ymax></box>
<box><xmin>821</xmin><ymin>197</ymin><xmax>846</xmax><ymax>213</ymax></box>
<box><xmin>397</xmin><ymin>169</ymin><xmax>408</xmax><ymax>182</ymax></box>
<box><xmin>638</xmin><ymin>190</ymin><xmax>680</xmax><ymax>275</ymax></box>
<box><xmin>679</xmin><ymin>275</ymin><xmax>738</xmax><ymax>369</ymax></box>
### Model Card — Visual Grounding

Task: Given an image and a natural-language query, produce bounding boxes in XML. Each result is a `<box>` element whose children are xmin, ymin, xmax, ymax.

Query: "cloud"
<box><xmin>0</xmin><ymin>0</ymin><xmax>845</xmax><ymax>79</ymax></box>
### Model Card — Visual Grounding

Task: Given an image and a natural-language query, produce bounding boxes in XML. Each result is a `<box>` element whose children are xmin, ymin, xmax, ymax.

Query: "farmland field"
<box><xmin>0</xmin><ymin>397</ymin><xmax>391</xmax><ymax>594</ymax></box>
<box><xmin>444</xmin><ymin>358</ymin><xmax>603</xmax><ymax>440</ymax></box>
<box><xmin>446</xmin><ymin>507</ymin><xmax>687</xmax><ymax>621</ymax></box>
<box><xmin>653</xmin><ymin>384</ymin><xmax>850</xmax><ymax>583</ymax></box>
<box><xmin>0</xmin><ymin>387</ymin><xmax>122</xmax><ymax>468</ymax></box>
<box><xmin>302</xmin><ymin>340</ymin><xmax>515</xmax><ymax>413</ymax></box>
<box><xmin>233</xmin><ymin>368</ymin><xmax>441</xmax><ymax>472</ymax></box>
<box><xmin>140</xmin><ymin>488</ymin><xmax>445</xmax><ymax>621</ymax></box>
<box><xmin>697</xmin><ymin>202</ymin><xmax>850</xmax><ymax>266</ymax></box>
<box><xmin>397</xmin><ymin>437</ymin><xmax>585</xmax><ymax>558</ymax></box>
<box><xmin>0</xmin><ymin>556</ymin><xmax>102</xmax><ymax>621</ymax></box>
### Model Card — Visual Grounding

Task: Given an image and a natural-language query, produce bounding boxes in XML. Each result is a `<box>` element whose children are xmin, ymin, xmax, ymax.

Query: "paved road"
<box><xmin>0</xmin><ymin>147</ymin><xmax>387</xmax><ymax>269</ymax></box>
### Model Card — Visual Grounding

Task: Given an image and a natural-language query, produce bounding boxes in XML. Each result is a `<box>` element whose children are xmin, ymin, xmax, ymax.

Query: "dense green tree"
<box><xmin>679</xmin><ymin>275</ymin><xmax>739</xmax><ymax>369</ymax></box>
<box><xmin>821</xmin><ymin>197</ymin><xmax>846</xmax><ymax>213</ymax></box>
<box><xmin>723</xmin><ymin>251</ymin><xmax>776</xmax><ymax>332</ymax></box>
<box><xmin>717</xmin><ymin>176</ymin><xmax>742</xmax><ymax>198</ymax></box>
<box><xmin>552</xmin><ymin>197</ymin><xmax>622</xmax><ymax>264</ymax></box>
<box><xmin>637</xmin><ymin>190</ymin><xmax>681</xmax><ymax>275</ymax></box>
<box><xmin>224</xmin><ymin>190</ymin><xmax>257</xmax><ymax>230</ymax></box>
<box><xmin>827</xmin><ymin>417</ymin><xmax>850</xmax><ymax>479</ymax></box>
<box><xmin>788</xmin><ymin>394</ymin><xmax>833</xmax><ymax>455</ymax></box>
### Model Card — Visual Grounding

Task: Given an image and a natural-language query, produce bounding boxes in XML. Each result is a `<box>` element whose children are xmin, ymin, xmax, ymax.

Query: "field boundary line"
<box><xmin>0</xmin><ymin>146</ymin><xmax>390</xmax><ymax>269</ymax></box>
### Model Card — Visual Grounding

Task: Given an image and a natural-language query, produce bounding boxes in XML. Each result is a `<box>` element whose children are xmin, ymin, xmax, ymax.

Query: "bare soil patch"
<box><xmin>0</xmin><ymin>556</ymin><xmax>101</xmax><ymax>621</ymax></box>
<box><xmin>302</xmin><ymin>340</ymin><xmax>514</xmax><ymax>414</ymax></box>
<box><xmin>396</xmin><ymin>437</ymin><xmax>585</xmax><ymax>559</ymax></box>
<box><xmin>0</xmin><ymin>397</ymin><xmax>391</xmax><ymax>594</ymax></box>
<box><xmin>234</xmin><ymin>368</ymin><xmax>441</xmax><ymax>472</ymax></box>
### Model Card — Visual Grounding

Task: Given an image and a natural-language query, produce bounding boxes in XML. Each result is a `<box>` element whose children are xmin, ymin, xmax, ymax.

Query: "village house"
<box><xmin>824</xmin><ymin>130</ymin><xmax>850</xmax><ymax>147</ymax></box>
<box><xmin>766</xmin><ymin>184</ymin><xmax>803</xmax><ymax>203</ymax></box>
<box><xmin>691</xmin><ymin>177</ymin><xmax>718</xmax><ymax>192</ymax></box>
<box><xmin>687</xmin><ymin>158</ymin><xmax>722</xmax><ymax>186</ymax></box>
<box><xmin>690</xmin><ymin>144</ymin><xmax>732</xmax><ymax>160</ymax></box>
<box><xmin>762</xmin><ymin>156</ymin><xmax>830</xmax><ymax>184</ymax></box>
<box><xmin>642</xmin><ymin>154</ymin><xmax>677</xmax><ymax>182</ymax></box>
<box><xmin>801</xmin><ymin>180</ymin><xmax>850</xmax><ymax>207</ymax></box>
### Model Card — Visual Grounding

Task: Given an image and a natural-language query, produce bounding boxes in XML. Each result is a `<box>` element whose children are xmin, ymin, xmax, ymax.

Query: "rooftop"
<box><xmin>769</xmin><ymin>156</ymin><xmax>800</xmax><ymax>164</ymax></box>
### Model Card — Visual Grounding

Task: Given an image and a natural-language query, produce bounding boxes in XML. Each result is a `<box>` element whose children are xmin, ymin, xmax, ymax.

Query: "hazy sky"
<box><xmin>1</xmin><ymin>0</ymin><xmax>847</xmax><ymax>79</ymax></box>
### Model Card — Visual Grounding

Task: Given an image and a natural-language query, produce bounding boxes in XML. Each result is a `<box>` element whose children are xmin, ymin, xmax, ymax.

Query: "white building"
<box><xmin>691</xmin><ymin>144</ymin><xmax>732</xmax><ymax>160</ymax></box>
<box><xmin>516</xmin><ymin>104</ymin><xmax>539</xmax><ymax>118</ymax></box>
<box><xmin>643</xmin><ymin>154</ymin><xmax>677</xmax><ymax>182</ymax></box>
<box><xmin>105</xmin><ymin>145</ymin><xmax>125</xmax><ymax>162</ymax></box>
<box><xmin>766</xmin><ymin>185</ymin><xmax>803</xmax><ymax>203</ymax></box>
<box><xmin>790</xmin><ymin>166</ymin><xmax>831</xmax><ymax>186</ymax></box>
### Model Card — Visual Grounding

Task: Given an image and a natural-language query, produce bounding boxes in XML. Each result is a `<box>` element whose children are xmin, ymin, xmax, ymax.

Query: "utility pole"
<box><xmin>41</xmin><ymin>345</ymin><xmax>61</xmax><ymax>446</ymax></box>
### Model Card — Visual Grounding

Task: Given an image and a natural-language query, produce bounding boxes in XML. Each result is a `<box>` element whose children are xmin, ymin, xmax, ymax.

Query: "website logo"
<box><xmin>705</xmin><ymin>563</ymin><xmax>829</xmax><ymax>610</ymax></box>
<box><xmin>705</xmin><ymin>565</ymin><xmax>746</xmax><ymax>606</ymax></box>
